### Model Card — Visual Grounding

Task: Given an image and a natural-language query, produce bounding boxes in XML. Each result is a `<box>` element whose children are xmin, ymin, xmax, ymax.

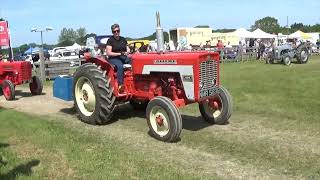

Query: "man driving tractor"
<box><xmin>106</xmin><ymin>23</ymin><xmax>131</xmax><ymax>92</ymax></box>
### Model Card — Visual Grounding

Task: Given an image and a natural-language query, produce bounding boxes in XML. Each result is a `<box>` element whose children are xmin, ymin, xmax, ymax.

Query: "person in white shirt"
<box><xmin>92</xmin><ymin>45</ymin><xmax>101</xmax><ymax>56</ymax></box>
<box><xmin>225</xmin><ymin>41</ymin><xmax>232</xmax><ymax>49</ymax></box>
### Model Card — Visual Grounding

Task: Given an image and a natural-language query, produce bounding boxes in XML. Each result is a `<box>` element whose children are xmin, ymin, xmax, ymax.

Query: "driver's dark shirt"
<box><xmin>106</xmin><ymin>36</ymin><xmax>127</xmax><ymax>53</ymax></box>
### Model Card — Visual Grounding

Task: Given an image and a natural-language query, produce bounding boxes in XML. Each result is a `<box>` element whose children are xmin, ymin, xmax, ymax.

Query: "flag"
<box><xmin>0</xmin><ymin>21</ymin><xmax>10</xmax><ymax>47</ymax></box>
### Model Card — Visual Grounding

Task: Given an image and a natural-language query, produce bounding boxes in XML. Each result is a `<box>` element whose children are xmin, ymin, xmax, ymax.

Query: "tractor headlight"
<box><xmin>199</xmin><ymin>81</ymin><xmax>204</xmax><ymax>89</ymax></box>
<box><xmin>212</xmin><ymin>79</ymin><xmax>216</xmax><ymax>86</ymax></box>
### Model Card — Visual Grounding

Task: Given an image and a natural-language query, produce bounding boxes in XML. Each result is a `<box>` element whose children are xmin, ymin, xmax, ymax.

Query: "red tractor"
<box><xmin>73</xmin><ymin>51</ymin><xmax>233</xmax><ymax>142</ymax></box>
<box><xmin>0</xmin><ymin>60</ymin><xmax>43</xmax><ymax>100</ymax></box>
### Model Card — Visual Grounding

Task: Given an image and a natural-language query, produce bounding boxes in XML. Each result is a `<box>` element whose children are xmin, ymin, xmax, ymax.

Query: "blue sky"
<box><xmin>1</xmin><ymin>0</ymin><xmax>319</xmax><ymax>47</ymax></box>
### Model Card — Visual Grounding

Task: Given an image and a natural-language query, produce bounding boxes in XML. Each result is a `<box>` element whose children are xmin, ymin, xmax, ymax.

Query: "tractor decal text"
<box><xmin>154</xmin><ymin>60</ymin><xmax>177</xmax><ymax>64</ymax></box>
<box><xmin>182</xmin><ymin>75</ymin><xmax>193</xmax><ymax>82</ymax></box>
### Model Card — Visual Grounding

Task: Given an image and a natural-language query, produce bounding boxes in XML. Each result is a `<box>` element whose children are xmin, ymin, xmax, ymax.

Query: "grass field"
<box><xmin>1</xmin><ymin>57</ymin><xmax>320</xmax><ymax>179</ymax></box>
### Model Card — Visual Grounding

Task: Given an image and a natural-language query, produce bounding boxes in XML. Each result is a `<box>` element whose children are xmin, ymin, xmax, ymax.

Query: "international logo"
<box><xmin>154</xmin><ymin>59</ymin><xmax>177</xmax><ymax>64</ymax></box>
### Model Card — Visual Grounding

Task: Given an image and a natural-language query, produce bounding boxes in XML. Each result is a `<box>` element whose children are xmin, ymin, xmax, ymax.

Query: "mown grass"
<box><xmin>0</xmin><ymin>108</ymin><xmax>215</xmax><ymax>180</ymax></box>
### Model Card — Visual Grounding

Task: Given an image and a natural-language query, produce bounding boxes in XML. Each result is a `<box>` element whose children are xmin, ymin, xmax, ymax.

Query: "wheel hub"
<box><xmin>75</xmin><ymin>77</ymin><xmax>96</xmax><ymax>116</ymax></box>
<box><xmin>156</xmin><ymin>115</ymin><xmax>164</xmax><ymax>126</ymax></box>
<box><xmin>204</xmin><ymin>97</ymin><xmax>223</xmax><ymax>118</ymax></box>
<box><xmin>82</xmin><ymin>90</ymin><xmax>89</xmax><ymax>102</ymax></box>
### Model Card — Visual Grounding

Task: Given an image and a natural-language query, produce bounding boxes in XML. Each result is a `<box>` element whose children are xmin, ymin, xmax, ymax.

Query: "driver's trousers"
<box><xmin>108</xmin><ymin>56</ymin><xmax>131</xmax><ymax>85</ymax></box>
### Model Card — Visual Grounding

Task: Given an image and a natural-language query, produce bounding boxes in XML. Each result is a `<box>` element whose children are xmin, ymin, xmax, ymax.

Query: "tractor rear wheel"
<box><xmin>199</xmin><ymin>86</ymin><xmax>233</xmax><ymax>125</ymax></box>
<box><xmin>73</xmin><ymin>63</ymin><xmax>116</xmax><ymax>125</ymax></box>
<box><xmin>29</xmin><ymin>76</ymin><xmax>43</xmax><ymax>95</ymax></box>
<box><xmin>146</xmin><ymin>96</ymin><xmax>182</xmax><ymax>142</ymax></box>
<box><xmin>2</xmin><ymin>80</ymin><xmax>15</xmax><ymax>101</ymax></box>
<box><xmin>296</xmin><ymin>47</ymin><xmax>309</xmax><ymax>64</ymax></box>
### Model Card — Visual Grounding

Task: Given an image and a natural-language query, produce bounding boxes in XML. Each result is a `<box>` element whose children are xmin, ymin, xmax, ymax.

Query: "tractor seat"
<box><xmin>109</xmin><ymin>63</ymin><xmax>132</xmax><ymax>71</ymax></box>
<box><xmin>123</xmin><ymin>64</ymin><xmax>132</xmax><ymax>69</ymax></box>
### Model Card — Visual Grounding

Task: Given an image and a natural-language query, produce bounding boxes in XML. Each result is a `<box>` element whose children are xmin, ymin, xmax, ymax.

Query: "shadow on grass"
<box><xmin>10</xmin><ymin>90</ymin><xmax>47</xmax><ymax>101</ymax></box>
<box><xmin>60</xmin><ymin>107</ymin><xmax>77</xmax><ymax>115</ymax></box>
<box><xmin>58</xmin><ymin>103</ymin><xmax>212</xmax><ymax>131</ymax></box>
<box><xmin>181</xmin><ymin>115</ymin><xmax>212</xmax><ymax>131</ymax></box>
<box><xmin>0</xmin><ymin>159</ymin><xmax>40</xmax><ymax>180</ymax></box>
<box><xmin>0</xmin><ymin>143</ymin><xmax>10</xmax><ymax>166</ymax></box>
<box><xmin>58</xmin><ymin>103</ymin><xmax>145</xmax><ymax>123</ymax></box>
<box><xmin>0</xmin><ymin>143</ymin><xmax>9</xmax><ymax>149</ymax></box>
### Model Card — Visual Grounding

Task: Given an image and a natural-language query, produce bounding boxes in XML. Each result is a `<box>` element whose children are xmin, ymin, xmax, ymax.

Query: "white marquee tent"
<box><xmin>251</xmin><ymin>28</ymin><xmax>276</xmax><ymax>39</ymax></box>
<box><xmin>232</xmin><ymin>28</ymin><xmax>254</xmax><ymax>38</ymax></box>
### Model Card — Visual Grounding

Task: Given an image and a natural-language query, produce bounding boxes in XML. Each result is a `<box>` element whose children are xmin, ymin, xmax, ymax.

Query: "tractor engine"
<box><xmin>130</xmin><ymin>51</ymin><xmax>220</xmax><ymax>105</ymax></box>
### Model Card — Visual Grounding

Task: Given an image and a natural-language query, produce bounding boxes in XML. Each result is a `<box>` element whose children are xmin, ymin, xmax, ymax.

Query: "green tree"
<box><xmin>76</xmin><ymin>27</ymin><xmax>87</xmax><ymax>45</ymax></box>
<box><xmin>251</xmin><ymin>16</ymin><xmax>280</xmax><ymax>33</ymax></box>
<box><xmin>58</xmin><ymin>28</ymin><xmax>79</xmax><ymax>46</ymax></box>
<box><xmin>194</xmin><ymin>25</ymin><xmax>210</xmax><ymax>28</ymax></box>
<box><xmin>0</xmin><ymin>17</ymin><xmax>4</xmax><ymax>21</ymax></box>
<box><xmin>19</xmin><ymin>44</ymin><xmax>30</xmax><ymax>53</ymax></box>
<box><xmin>212</xmin><ymin>28</ymin><xmax>236</xmax><ymax>33</ymax></box>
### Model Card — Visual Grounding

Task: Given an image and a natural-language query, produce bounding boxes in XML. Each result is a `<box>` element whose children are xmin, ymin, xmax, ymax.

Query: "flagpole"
<box><xmin>6</xmin><ymin>21</ymin><xmax>13</xmax><ymax>61</ymax></box>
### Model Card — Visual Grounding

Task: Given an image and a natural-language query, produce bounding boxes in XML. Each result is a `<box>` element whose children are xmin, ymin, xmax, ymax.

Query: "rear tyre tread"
<box><xmin>73</xmin><ymin>63</ymin><xmax>115</xmax><ymax>125</ymax></box>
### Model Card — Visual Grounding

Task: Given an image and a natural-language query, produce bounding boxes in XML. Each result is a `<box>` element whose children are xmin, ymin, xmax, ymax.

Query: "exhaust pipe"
<box><xmin>156</xmin><ymin>11</ymin><xmax>165</xmax><ymax>53</ymax></box>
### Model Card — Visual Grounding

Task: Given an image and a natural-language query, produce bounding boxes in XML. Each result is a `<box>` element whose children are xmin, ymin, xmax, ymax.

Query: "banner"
<box><xmin>0</xmin><ymin>21</ymin><xmax>10</xmax><ymax>47</ymax></box>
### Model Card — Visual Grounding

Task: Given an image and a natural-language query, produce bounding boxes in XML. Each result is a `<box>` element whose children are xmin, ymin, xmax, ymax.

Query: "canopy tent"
<box><xmin>232</xmin><ymin>28</ymin><xmax>254</xmax><ymax>38</ymax></box>
<box><xmin>66</xmin><ymin>43</ymin><xmax>82</xmax><ymax>51</ymax></box>
<box><xmin>24</xmin><ymin>47</ymin><xmax>48</xmax><ymax>55</ymax></box>
<box><xmin>251</xmin><ymin>28</ymin><xmax>276</xmax><ymax>39</ymax></box>
<box><xmin>288</xmin><ymin>30</ymin><xmax>312</xmax><ymax>39</ymax></box>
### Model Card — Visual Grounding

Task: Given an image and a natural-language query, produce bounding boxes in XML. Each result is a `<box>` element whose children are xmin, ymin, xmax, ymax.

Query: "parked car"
<box><xmin>49</xmin><ymin>50</ymin><xmax>78</xmax><ymax>61</ymax></box>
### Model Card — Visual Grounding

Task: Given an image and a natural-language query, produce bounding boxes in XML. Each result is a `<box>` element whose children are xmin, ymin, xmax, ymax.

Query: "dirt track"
<box><xmin>0</xmin><ymin>86</ymin><xmax>73</xmax><ymax>116</ymax></box>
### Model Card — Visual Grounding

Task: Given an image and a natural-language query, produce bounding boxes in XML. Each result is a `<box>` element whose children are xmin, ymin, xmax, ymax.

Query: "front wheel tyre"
<box><xmin>199</xmin><ymin>86</ymin><xmax>233</xmax><ymax>125</ymax></box>
<box><xmin>2</xmin><ymin>80</ymin><xmax>15</xmax><ymax>101</ymax></box>
<box><xmin>29</xmin><ymin>76</ymin><xmax>43</xmax><ymax>95</ymax></box>
<box><xmin>146</xmin><ymin>96</ymin><xmax>182</xmax><ymax>142</ymax></box>
<box><xmin>283</xmin><ymin>55</ymin><xmax>292</xmax><ymax>66</ymax></box>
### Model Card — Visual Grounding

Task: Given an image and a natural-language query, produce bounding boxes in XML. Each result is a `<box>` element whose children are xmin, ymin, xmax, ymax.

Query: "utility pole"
<box><xmin>31</xmin><ymin>27</ymin><xmax>53</xmax><ymax>82</ymax></box>
<box><xmin>287</xmin><ymin>16</ymin><xmax>289</xmax><ymax>35</ymax></box>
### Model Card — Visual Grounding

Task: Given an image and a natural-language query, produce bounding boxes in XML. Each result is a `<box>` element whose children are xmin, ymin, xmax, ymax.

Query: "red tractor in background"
<box><xmin>0</xmin><ymin>60</ymin><xmax>43</xmax><ymax>100</ymax></box>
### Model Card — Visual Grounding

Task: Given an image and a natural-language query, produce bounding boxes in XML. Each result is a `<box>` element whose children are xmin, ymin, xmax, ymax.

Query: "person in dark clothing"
<box><xmin>106</xmin><ymin>23</ymin><xmax>131</xmax><ymax>92</ymax></box>
<box><xmin>257</xmin><ymin>41</ymin><xmax>265</xmax><ymax>60</ymax></box>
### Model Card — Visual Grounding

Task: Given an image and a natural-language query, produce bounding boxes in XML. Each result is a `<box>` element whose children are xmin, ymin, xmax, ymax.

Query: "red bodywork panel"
<box><xmin>0</xmin><ymin>61</ymin><xmax>32</xmax><ymax>85</ymax></box>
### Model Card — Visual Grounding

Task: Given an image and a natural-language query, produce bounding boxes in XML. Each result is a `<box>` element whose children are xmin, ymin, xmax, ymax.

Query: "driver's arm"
<box><xmin>127</xmin><ymin>46</ymin><xmax>130</xmax><ymax>54</ymax></box>
<box><xmin>106</xmin><ymin>45</ymin><xmax>121</xmax><ymax>57</ymax></box>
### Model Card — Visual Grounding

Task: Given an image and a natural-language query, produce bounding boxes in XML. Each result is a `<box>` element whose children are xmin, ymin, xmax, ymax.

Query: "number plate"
<box><xmin>200</xmin><ymin>88</ymin><xmax>219</xmax><ymax>98</ymax></box>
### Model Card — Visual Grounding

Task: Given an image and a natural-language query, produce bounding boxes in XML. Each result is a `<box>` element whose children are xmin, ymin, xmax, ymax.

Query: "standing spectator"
<box><xmin>216</xmin><ymin>40</ymin><xmax>224</xmax><ymax>59</ymax></box>
<box><xmin>225</xmin><ymin>41</ymin><xmax>232</xmax><ymax>49</ymax></box>
<box><xmin>257</xmin><ymin>40</ymin><xmax>266</xmax><ymax>60</ymax></box>
<box><xmin>92</xmin><ymin>45</ymin><xmax>101</xmax><ymax>57</ymax></box>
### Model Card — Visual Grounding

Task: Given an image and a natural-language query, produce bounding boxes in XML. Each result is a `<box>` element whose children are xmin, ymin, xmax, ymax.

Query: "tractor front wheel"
<box><xmin>146</xmin><ymin>96</ymin><xmax>182</xmax><ymax>142</ymax></box>
<box><xmin>2</xmin><ymin>80</ymin><xmax>15</xmax><ymax>101</ymax></box>
<box><xmin>199</xmin><ymin>86</ymin><xmax>233</xmax><ymax>125</ymax></box>
<box><xmin>73</xmin><ymin>63</ymin><xmax>116</xmax><ymax>125</ymax></box>
<box><xmin>296</xmin><ymin>47</ymin><xmax>309</xmax><ymax>64</ymax></box>
<box><xmin>282</xmin><ymin>54</ymin><xmax>292</xmax><ymax>66</ymax></box>
<box><xmin>29</xmin><ymin>76</ymin><xmax>43</xmax><ymax>95</ymax></box>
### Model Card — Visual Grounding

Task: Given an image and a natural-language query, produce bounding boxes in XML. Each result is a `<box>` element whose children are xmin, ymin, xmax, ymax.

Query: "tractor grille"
<box><xmin>19</xmin><ymin>62</ymin><xmax>32</xmax><ymax>81</ymax></box>
<box><xmin>199</xmin><ymin>60</ymin><xmax>218</xmax><ymax>98</ymax></box>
